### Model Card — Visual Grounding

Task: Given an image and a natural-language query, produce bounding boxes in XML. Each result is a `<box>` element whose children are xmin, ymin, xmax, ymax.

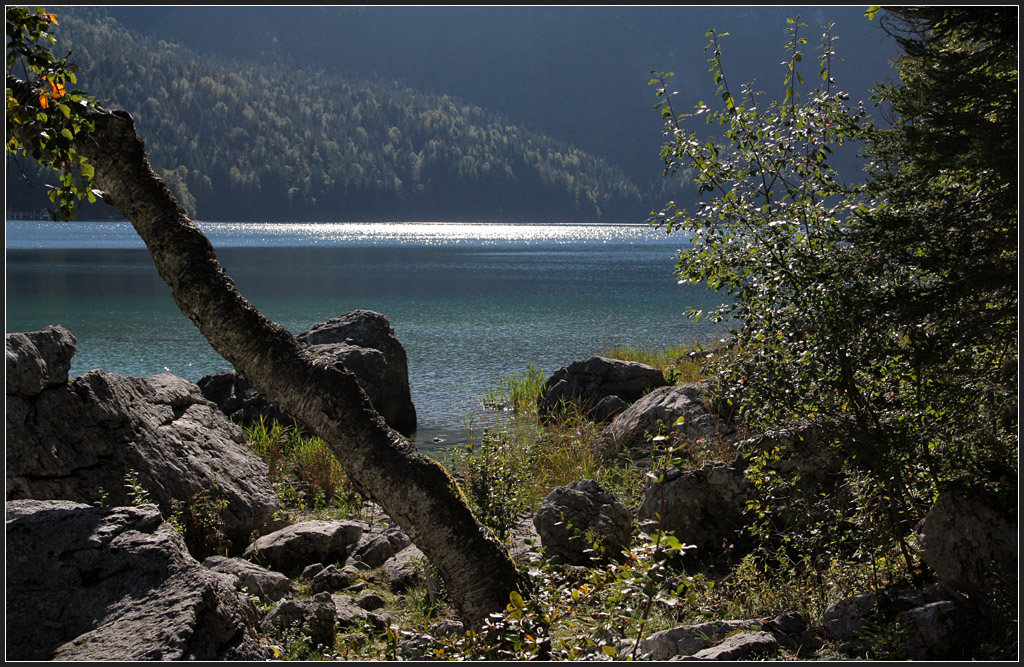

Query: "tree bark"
<box><xmin>8</xmin><ymin>97</ymin><xmax>524</xmax><ymax>626</ymax></box>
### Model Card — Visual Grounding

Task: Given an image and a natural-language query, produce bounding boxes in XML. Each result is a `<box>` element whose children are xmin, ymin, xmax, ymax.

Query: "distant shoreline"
<box><xmin>6</xmin><ymin>217</ymin><xmax>650</xmax><ymax>226</ymax></box>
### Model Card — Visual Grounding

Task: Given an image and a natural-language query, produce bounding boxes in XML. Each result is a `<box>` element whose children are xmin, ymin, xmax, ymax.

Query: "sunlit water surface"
<box><xmin>6</xmin><ymin>220</ymin><xmax>725</xmax><ymax>448</ymax></box>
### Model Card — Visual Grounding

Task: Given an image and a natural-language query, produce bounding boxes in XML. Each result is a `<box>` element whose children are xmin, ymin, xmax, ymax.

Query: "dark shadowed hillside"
<box><xmin>5</xmin><ymin>6</ymin><xmax>898</xmax><ymax>222</ymax></box>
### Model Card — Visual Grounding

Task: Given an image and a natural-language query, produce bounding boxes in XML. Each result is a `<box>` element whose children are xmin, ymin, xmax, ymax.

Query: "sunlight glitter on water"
<box><xmin>6</xmin><ymin>219</ymin><xmax>679</xmax><ymax>250</ymax></box>
<box><xmin>202</xmin><ymin>222</ymin><xmax>670</xmax><ymax>248</ymax></box>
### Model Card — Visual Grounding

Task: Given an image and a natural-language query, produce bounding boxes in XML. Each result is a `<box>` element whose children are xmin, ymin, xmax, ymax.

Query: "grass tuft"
<box><xmin>602</xmin><ymin>342</ymin><xmax>710</xmax><ymax>384</ymax></box>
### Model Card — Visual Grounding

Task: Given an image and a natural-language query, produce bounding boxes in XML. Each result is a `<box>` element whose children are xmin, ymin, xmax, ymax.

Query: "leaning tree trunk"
<box><xmin>9</xmin><ymin>99</ymin><xmax>524</xmax><ymax>626</ymax></box>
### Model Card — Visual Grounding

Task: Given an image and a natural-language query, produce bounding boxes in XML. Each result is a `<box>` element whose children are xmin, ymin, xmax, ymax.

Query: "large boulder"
<box><xmin>6</xmin><ymin>328</ymin><xmax>278</xmax><ymax>551</ymax></box>
<box><xmin>533</xmin><ymin>479</ymin><xmax>633</xmax><ymax>564</ymax></box>
<box><xmin>198</xmin><ymin>310</ymin><xmax>416</xmax><ymax>435</ymax></box>
<box><xmin>916</xmin><ymin>487</ymin><xmax>1017</xmax><ymax>598</ymax></box>
<box><xmin>538</xmin><ymin>356</ymin><xmax>666</xmax><ymax>422</ymax></box>
<box><xmin>5</xmin><ymin>500</ymin><xmax>264</xmax><ymax>661</ymax></box>
<box><xmin>637</xmin><ymin>461</ymin><xmax>753</xmax><ymax>560</ymax></box>
<box><xmin>597</xmin><ymin>383</ymin><xmax>735</xmax><ymax>462</ymax></box>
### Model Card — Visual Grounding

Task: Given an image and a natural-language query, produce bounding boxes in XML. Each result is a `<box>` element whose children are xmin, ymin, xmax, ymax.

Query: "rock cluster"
<box><xmin>6</xmin><ymin>325</ymin><xmax>278</xmax><ymax>549</ymax></box>
<box><xmin>523</xmin><ymin>356</ymin><xmax>1015</xmax><ymax>660</ymax></box>
<box><xmin>5</xmin><ymin>335</ymin><xmax>1013</xmax><ymax>661</ymax></box>
<box><xmin>5</xmin><ymin>496</ymin><xmax>433</xmax><ymax>659</ymax></box>
<box><xmin>4</xmin><ymin>323</ymin><xmax>430</xmax><ymax>660</ymax></box>
<box><xmin>198</xmin><ymin>310</ymin><xmax>416</xmax><ymax>435</ymax></box>
<box><xmin>235</xmin><ymin>519</ymin><xmax>429</xmax><ymax>647</ymax></box>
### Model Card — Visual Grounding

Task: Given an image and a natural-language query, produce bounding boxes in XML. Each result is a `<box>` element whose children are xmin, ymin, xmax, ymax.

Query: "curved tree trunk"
<box><xmin>9</xmin><ymin>97</ymin><xmax>524</xmax><ymax>625</ymax></box>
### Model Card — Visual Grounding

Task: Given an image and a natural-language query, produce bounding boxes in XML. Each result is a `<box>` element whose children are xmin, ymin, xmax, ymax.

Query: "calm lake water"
<box><xmin>5</xmin><ymin>220</ymin><xmax>727</xmax><ymax>447</ymax></box>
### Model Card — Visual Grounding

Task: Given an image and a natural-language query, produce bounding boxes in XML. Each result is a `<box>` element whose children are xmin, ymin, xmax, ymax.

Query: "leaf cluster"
<box><xmin>6</xmin><ymin>6</ymin><xmax>99</xmax><ymax>220</ymax></box>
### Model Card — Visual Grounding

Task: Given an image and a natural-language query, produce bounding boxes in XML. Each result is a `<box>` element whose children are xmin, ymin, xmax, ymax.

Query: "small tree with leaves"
<box><xmin>651</xmin><ymin>7</ymin><xmax>1017</xmax><ymax>584</ymax></box>
<box><xmin>648</xmin><ymin>16</ymin><xmax>932</xmax><ymax>575</ymax></box>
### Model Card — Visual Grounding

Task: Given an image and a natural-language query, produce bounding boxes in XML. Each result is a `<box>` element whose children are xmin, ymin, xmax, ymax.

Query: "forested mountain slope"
<box><xmin>6</xmin><ymin>9</ymin><xmax>649</xmax><ymax>222</ymax></box>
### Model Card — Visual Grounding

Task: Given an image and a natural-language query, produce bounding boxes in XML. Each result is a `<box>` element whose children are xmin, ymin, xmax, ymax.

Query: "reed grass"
<box><xmin>245</xmin><ymin>416</ymin><xmax>293</xmax><ymax>483</ymax></box>
<box><xmin>480</xmin><ymin>363</ymin><xmax>547</xmax><ymax>415</ymax></box>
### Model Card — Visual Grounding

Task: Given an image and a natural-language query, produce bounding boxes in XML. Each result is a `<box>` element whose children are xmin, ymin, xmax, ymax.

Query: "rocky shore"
<box><xmin>6</xmin><ymin>316</ymin><xmax>1016</xmax><ymax>660</ymax></box>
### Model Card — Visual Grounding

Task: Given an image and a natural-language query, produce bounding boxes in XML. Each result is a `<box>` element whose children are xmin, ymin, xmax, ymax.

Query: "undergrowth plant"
<box><xmin>122</xmin><ymin>468</ymin><xmax>230</xmax><ymax>560</ymax></box>
<box><xmin>445</xmin><ymin>429</ymin><xmax>535</xmax><ymax>543</ymax></box>
<box><xmin>170</xmin><ymin>487</ymin><xmax>230</xmax><ymax>560</ymax></box>
<box><xmin>244</xmin><ymin>417</ymin><xmax>363</xmax><ymax>519</ymax></box>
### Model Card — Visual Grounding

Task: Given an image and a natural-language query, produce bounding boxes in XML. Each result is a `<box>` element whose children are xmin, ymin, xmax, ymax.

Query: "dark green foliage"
<box><xmin>857</xmin><ymin>7</ymin><xmax>1018</xmax><ymax>486</ymax></box>
<box><xmin>447</xmin><ymin>431</ymin><xmax>534</xmax><ymax>543</ymax></box>
<box><xmin>170</xmin><ymin>489</ymin><xmax>230</xmax><ymax>561</ymax></box>
<box><xmin>649</xmin><ymin>11</ymin><xmax>1016</xmax><ymax>576</ymax></box>
<box><xmin>7</xmin><ymin>8</ymin><xmax>644</xmax><ymax>222</ymax></box>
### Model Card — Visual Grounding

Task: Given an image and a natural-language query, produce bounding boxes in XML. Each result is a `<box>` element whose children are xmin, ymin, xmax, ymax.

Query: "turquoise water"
<box><xmin>5</xmin><ymin>220</ymin><xmax>727</xmax><ymax>446</ymax></box>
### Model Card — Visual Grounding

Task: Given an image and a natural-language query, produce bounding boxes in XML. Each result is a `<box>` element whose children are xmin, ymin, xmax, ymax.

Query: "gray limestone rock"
<box><xmin>538</xmin><ymin>356</ymin><xmax>666</xmax><ymax>422</ymax></box>
<box><xmin>198</xmin><ymin>309</ymin><xmax>416</xmax><ymax>435</ymax></box>
<box><xmin>310</xmin><ymin>563</ymin><xmax>358</xmax><ymax>594</ymax></box>
<box><xmin>332</xmin><ymin>594</ymin><xmax>388</xmax><ymax>631</ymax></box>
<box><xmin>5</xmin><ymin>329</ymin><xmax>278</xmax><ymax>551</ymax></box>
<box><xmin>6</xmin><ymin>500</ymin><xmax>263</xmax><ymax>661</ymax></box>
<box><xmin>243</xmin><ymin>519</ymin><xmax>365</xmax><ymax>577</ymax></box>
<box><xmin>261</xmin><ymin>592</ymin><xmax>337</xmax><ymax>649</ymax></box>
<box><xmin>900</xmin><ymin>600</ymin><xmax>963</xmax><ymax>660</ymax></box>
<box><xmin>202</xmin><ymin>555</ymin><xmax>294</xmax><ymax>602</ymax></box>
<box><xmin>637</xmin><ymin>461</ymin><xmax>753</xmax><ymax>559</ymax></box>
<box><xmin>916</xmin><ymin>488</ymin><xmax>1017</xmax><ymax>597</ymax></box>
<box><xmin>690</xmin><ymin>630</ymin><xmax>780</xmax><ymax>660</ymax></box>
<box><xmin>638</xmin><ymin>620</ymin><xmax>760</xmax><ymax>660</ymax></box>
<box><xmin>597</xmin><ymin>383</ymin><xmax>733</xmax><ymax>462</ymax></box>
<box><xmin>533</xmin><ymin>479</ymin><xmax>633</xmax><ymax>565</ymax></box>
<box><xmin>382</xmin><ymin>544</ymin><xmax>426</xmax><ymax>591</ymax></box>
<box><xmin>352</xmin><ymin>523</ymin><xmax>414</xmax><ymax>569</ymax></box>
<box><xmin>4</xmin><ymin>325</ymin><xmax>76</xmax><ymax>397</ymax></box>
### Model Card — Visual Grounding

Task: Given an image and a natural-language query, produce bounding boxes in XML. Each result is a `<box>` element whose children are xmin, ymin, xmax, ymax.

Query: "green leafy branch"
<box><xmin>6</xmin><ymin>6</ymin><xmax>99</xmax><ymax>220</ymax></box>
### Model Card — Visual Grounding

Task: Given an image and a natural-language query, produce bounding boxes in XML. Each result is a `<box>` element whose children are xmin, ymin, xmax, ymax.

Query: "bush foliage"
<box><xmin>648</xmin><ymin>10</ymin><xmax>1016</xmax><ymax>570</ymax></box>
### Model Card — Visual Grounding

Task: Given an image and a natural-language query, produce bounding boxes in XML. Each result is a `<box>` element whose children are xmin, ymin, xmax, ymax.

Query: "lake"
<box><xmin>5</xmin><ymin>220</ymin><xmax>728</xmax><ymax>447</ymax></box>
